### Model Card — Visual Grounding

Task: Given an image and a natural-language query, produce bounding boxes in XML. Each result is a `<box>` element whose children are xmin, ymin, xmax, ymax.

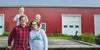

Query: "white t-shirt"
<box><xmin>14</xmin><ymin>14</ymin><xmax>28</xmax><ymax>26</ymax></box>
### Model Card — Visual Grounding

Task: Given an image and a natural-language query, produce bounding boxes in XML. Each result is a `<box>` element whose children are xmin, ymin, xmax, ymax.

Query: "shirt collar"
<box><xmin>19</xmin><ymin>24</ymin><xmax>27</xmax><ymax>28</ymax></box>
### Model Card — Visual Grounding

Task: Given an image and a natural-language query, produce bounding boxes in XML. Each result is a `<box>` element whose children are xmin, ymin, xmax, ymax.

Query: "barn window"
<box><xmin>69</xmin><ymin>25</ymin><xmax>73</xmax><ymax>28</ymax></box>
<box><xmin>75</xmin><ymin>25</ymin><xmax>79</xmax><ymax>28</ymax></box>
<box><xmin>64</xmin><ymin>25</ymin><xmax>67</xmax><ymax>28</ymax></box>
<box><xmin>41</xmin><ymin>23</ymin><xmax>46</xmax><ymax>31</ymax></box>
<box><xmin>0</xmin><ymin>26</ymin><xmax>2</xmax><ymax>28</ymax></box>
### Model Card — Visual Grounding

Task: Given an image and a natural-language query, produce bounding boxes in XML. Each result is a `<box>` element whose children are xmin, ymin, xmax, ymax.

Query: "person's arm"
<box><xmin>13</xmin><ymin>19</ymin><xmax>16</xmax><ymax>22</ymax></box>
<box><xmin>28</xmin><ymin>35</ymin><xmax>30</xmax><ymax>49</ymax></box>
<box><xmin>28</xmin><ymin>30</ymin><xmax>33</xmax><ymax>49</ymax></box>
<box><xmin>8</xmin><ymin>27</ymin><xmax>16</xmax><ymax>49</ymax></box>
<box><xmin>28</xmin><ymin>28</ymin><xmax>31</xmax><ymax>48</ymax></box>
<box><xmin>38</xmin><ymin>24</ymin><xmax>42</xmax><ymax>29</ymax></box>
<box><xmin>41</xmin><ymin>29</ymin><xmax>48</xmax><ymax>50</ymax></box>
<box><xmin>13</xmin><ymin>15</ymin><xmax>17</xmax><ymax>23</ymax></box>
<box><xmin>25</xmin><ymin>15</ymin><xmax>29</xmax><ymax>23</ymax></box>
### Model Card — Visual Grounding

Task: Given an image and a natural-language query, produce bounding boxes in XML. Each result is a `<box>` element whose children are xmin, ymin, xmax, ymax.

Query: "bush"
<box><xmin>54</xmin><ymin>33</ymin><xmax>69</xmax><ymax>37</ymax></box>
<box><xmin>5</xmin><ymin>22</ymin><xmax>9</xmax><ymax>32</ymax></box>
<box><xmin>62</xmin><ymin>34</ymin><xmax>70</xmax><ymax>37</ymax></box>
<box><xmin>3</xmin><ymin>32</ymin><xmax>10</xmax><ymax>36</ymax></box>
<box><xmin>47</xmin><ymin>33</ymin><xmax>54</xmax><ymax>37</ymax></box>
<box><xmin>79</xmin><ymin>34</ymin><xmax>96</xmax><ymax>44</ymax></box>
<box><xmin>47</xmin><ymin>33</ymin><xmax>71</xmax><ymax>37</ymax></box>
<box><xmin>54</xmin><ymin>33</ymin><xmax>62</xmax><ymax>37</ymax></box>
<box><xmin>96</xmin><ymin>34</ymin><xmax>100</xmax><ymax>39</ymax></box>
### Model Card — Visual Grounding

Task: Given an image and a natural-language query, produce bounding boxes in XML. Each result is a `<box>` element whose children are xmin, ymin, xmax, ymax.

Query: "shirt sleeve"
<box><xmin>28</xmin><ymin>32</ymin><xmax>33</xmax><ymax>49</ymax></box>
<box><xmin>13</xmin><ymin>15</ymin><xmax>18</xmax><ymax>21</ymax></box>
<box><xmin>28</xmin><ymin>27</ymin><xmax>31</xmax><ymax>46</ymax></box>
<box><xmin>25</xmin><ymin>15</ymin><xmax>29</xmax><ymax>22</ymax></box>
<box><xmin>8</xmin><ymin>27</ymin><xmax>16</xmax><ymax>46</ymax></box>
<box><xmin>41</xmin><ymin>29</ymin><xmax>48</xmax><ymax>50</ymax></box>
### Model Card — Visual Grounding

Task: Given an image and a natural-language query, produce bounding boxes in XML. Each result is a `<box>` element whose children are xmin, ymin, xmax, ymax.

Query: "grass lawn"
<box><xmin>0</xmin><ymin>33</ymin><xmax>100</xmax><ymax>44</ymax></box>
<box><xmin>47</xmin><ymin>36</ymin><xmax>72</xmax><ymax>39</ymax></box>
<box><xmin>0</xmin><ymin>36</ymin><xmax>8</xmax><ymax>38</ymax></box>
<box><xmin>0</xmin><ymin>36</ymin><xmax>98</xmax><ymax>44</ymax></box>
<box><xmin>0</xmin><ymin>36</ymin><xmax>72</xmax><ymax>39</ymax></box>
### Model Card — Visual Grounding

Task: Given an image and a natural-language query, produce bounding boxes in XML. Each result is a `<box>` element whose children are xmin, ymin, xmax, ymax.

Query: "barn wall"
<box><xmin>0</xmin><ymin>7</ymin><xmax>100</xmax><ymax>34</ymax></box>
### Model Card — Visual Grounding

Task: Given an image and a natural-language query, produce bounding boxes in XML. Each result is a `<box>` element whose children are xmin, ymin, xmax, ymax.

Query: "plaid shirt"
<box><xmin>8</xmin><ymin>25</ymin><xmax>31</xmax><ymax>50</ymax></box>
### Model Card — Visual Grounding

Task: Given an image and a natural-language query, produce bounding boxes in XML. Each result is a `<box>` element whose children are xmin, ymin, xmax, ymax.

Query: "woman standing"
<box><xmin>29</xmin><ymin>20</ymin><xmax>48</xmax><ymax>50</ymax></box>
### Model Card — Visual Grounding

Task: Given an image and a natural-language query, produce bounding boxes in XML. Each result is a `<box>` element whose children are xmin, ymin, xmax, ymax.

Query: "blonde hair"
<box><xmin>35</xmin><ymin>14</ymin><xmax>41</xmax><ymax>18</ymax></box>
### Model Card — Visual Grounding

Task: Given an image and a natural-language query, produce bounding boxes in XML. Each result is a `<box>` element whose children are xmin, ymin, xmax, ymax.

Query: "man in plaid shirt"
<box><xmin>8</xmin><ymin>15</ymin><xmax>31</xmax><ymax>50</ymax></box>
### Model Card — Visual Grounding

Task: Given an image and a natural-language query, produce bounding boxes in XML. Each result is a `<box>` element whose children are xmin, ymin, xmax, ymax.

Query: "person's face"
<box><xmin>18</xmin><ymin>7</ymin><xmax>24</xmax><ymax>13</ymax></box>
<box><xmin>31</xmin><ymin>22</ymin><xmax>38</xmax><ymax>30</ymax></box>
<box><xmin>35</xmin><ymin>16</ymin><xmax>41</xmax><ymax>22</ymax></box>
<box><xmin>20</xmin><ymin>17</ymin><xmax>27</xmax><ymax>25</ymax></box>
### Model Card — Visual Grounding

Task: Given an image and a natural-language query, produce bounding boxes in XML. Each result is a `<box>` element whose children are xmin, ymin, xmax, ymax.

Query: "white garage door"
<box><xmin>94</xmin><ymin>15</ymin><xmax>100</xmax><ymax>36</ymax></box>
<box><xmin>0</xmin><ymin>14</ymin><xmax>4</xmax><ymax>35</ymax></box>
<box><xmin>62</xmin><ymin>14</ymin><xmax>81</xmax><ymax>35</ymax></box>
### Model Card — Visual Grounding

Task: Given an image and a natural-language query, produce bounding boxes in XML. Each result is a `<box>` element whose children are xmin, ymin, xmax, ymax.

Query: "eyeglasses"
<box><xmin>32</xmin><ymin>24</ymin><xmax>37</xmax><ymax>25</ymax></box>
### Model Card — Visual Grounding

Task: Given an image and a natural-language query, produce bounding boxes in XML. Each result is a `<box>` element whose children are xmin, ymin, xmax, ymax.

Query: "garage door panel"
<box><xmin>0</xmin><ymin>14</ymin><xmax>4</xmax><ymax>35</ymax></box>
<box><xmin>94</xmin><ymin>15</ymin><xmax>100</xmax><ymax>36</ymax></box>
<box><xmin>62</xmin><ymin>14</ymin><xmax>81</xmax><ymax>35</ymax></box>
<box><xmin>63</xmin><ymin>17</ymin><xmax>80</xmax><ymax>21</ymax></box>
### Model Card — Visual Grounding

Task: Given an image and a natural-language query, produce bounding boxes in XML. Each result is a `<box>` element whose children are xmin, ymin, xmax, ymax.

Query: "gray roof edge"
<box><xmin>0</xmin><ymin>5</ymin><xmax>100</xmax><ymax>8</ymax></box>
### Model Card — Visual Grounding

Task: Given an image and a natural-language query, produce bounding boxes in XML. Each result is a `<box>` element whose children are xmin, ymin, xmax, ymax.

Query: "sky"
<box><xmin>0</xmin><ymin>0</ymin><xmax>100</xmax><ymax>7</ymax></box>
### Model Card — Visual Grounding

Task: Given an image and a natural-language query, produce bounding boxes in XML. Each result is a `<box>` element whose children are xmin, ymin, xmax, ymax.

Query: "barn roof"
<box><xmin>0</xmin><ymin>0</ymin><xmax>100</xmax><ymax>7</ymax></box>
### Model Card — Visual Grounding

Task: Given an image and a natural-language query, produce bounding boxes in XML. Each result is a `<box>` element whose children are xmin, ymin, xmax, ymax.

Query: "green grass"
<box><xmin>0</xmin><ymin>36</ymin><xmax>8</xmax><ymax>38</ymax></box>
<box><xmin>0</xmin><ymin>36</ymin><xmax>72</xmax><ymax>39</ymax></box>
<box><xmin>48</xmin><ymin>36</ymin><xmax>72</xmax><ymax>39</ymax></box>
<box><xmin>0</xmin><ymin>33</ymin><xmax>99</xmax><ymax>44</ymax></box>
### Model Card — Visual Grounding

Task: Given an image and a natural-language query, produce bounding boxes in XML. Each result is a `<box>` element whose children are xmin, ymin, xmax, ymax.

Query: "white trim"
<box><xmin>94</xmin><ymin>15</ymin><xmax>96</xmax><ymax>36</ymax></box>
<box><xmin>41</xmin><ymin>23</ymin><xmax>46</xmax><ymax>31</ymax></box>
<box><xmin>61</xmin><ymin>14</ymin><xmax>81</xmax><ymax>35</ymax></box>
<box><xmin>0</xmin><ymin>14</ymin><xmax>4</xmax><ymax>35</ymax></box>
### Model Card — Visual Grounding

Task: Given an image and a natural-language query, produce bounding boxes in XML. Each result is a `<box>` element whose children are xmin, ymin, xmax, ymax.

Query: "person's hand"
<box><xmin>8</xmin><ymin>46</ymin><xmax>12</xmax><ymax>50</ymax></box>
<box><xmin>27</xmin><ymin>46</ymin><xmax>30</xmax><ymax>48</ymax></box>
<box><xmin>37</xmin><ymin>28</ymin><xmax>40</xmax><ymax>31</ymax></box>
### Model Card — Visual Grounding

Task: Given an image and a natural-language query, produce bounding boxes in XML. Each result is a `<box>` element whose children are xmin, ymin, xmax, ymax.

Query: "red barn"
<box><xmin>0</xmin><ymin>0</ymin><xmax>100</xmax><ymax>36</ymax></box>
